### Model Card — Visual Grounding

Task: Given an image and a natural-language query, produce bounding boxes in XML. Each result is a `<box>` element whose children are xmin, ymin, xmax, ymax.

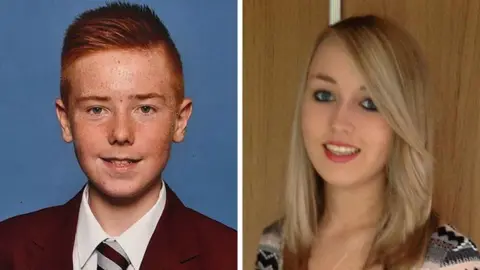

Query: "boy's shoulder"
<box><xmin>0</xmin><ymin>188</ymin><xmax>82</xmax><ymax>257</ymax></box>
<box><xmin>163</xmin><ymin>187</ymin><xmax>237</xmax><ymax>268</ymax></box>
<box><xmin>166</xmin><ymin>184</ymin><xmax>236</xmax><ymax>241</ymax></box>
<box><xmin>0</xmin><ymin>201</ymin><xmax>73</xmax><ymax>268</ymax></box>
<box><xmin>183</xmin><ymin>206</ymin><xmax>237</xmax><ymax>237</ymax></box>
<box><xmin>179</xmin><ymin>204</ymin><xmax>237</xmax><ymax>257</ymax></box>
<box><xmin>0</xmin><ymin>201</ymin><xmax>72</xmax><ymax>242</ymax></box>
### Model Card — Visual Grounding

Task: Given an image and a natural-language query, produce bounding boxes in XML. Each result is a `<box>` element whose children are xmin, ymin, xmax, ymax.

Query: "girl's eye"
<box><xmin>313</xmin><ymin>90</ymin><xmax>335</xmax><ymax>102</ymax></box>
<box><xmin>361</xmin><ymin>98</ymin><xmax>378</xmax><ymax>111</ymax></box>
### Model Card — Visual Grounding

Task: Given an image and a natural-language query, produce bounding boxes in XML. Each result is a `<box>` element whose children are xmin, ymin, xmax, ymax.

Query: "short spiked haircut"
<box><xmin>60</xmin><ymin>1</ymin><xmax>184</xmax><ymax>106</ymax></box>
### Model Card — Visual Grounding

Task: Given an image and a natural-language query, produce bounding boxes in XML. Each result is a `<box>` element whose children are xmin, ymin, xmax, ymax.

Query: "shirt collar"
<box><xmin>116</xmin><ymin>184</ymin><xmax>166</xmax><ymax>269</ymax></box>
<box><xmin>75</xmin><ymin>181</ymin><xmax>166</xmax><ymax>270</ymax></box>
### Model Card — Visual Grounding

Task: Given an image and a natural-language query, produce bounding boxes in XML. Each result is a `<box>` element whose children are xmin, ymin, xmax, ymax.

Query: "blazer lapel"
<box><xmin>140</xmin><ymin>185</ymin><xmax>201</xmax><ymax>270</ymax></box>
<box><xmin>30</xmin><ymin>188</ymin><xmax>83</xmax><ymax>270</ymax></box>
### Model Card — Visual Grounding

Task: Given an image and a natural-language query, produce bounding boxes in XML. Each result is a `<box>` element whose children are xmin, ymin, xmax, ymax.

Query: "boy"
<box><xmin>0</xmin><ymin>2</ymin><xmax>236</xmax><ymax>270</ymax></box>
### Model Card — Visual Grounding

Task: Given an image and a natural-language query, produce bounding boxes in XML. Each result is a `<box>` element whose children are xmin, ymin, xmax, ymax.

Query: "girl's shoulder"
<box><xmin>255</xmin><ymin>220</ymin><xmax>284</xmax><ymax>270</ymax></box>
<box><xmin>255</xmin><ymin>221</ymin><xmax>480</xmax><ymax>269</ymax></box>
<box><xmin>423</xmin><ymin>224</ymin><xmax>480</xmax><ymax>269</ymax></box>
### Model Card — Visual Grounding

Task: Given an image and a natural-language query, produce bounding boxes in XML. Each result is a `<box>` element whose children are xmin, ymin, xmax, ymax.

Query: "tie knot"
<box><xmin>96</xmin><ymin>240</ymin><xmax>131</xmax><ymax>270</ymax></box>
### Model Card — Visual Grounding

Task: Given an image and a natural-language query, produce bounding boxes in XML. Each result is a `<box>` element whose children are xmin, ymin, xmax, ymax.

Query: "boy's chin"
<box><xmin>88</xmin><ymin>180</ymin><xmax>158</xmax><ymax>205</ymax></box>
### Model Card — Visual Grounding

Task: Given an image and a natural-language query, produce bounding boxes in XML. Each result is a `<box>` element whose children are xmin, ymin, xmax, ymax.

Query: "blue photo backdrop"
<box><xmin>0</xmin><ymin>0</ymin><xmax>237</xmax><ymax>229</ymax></box>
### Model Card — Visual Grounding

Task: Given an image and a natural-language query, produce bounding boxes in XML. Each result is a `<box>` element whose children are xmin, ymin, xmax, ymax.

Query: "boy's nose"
<box><xmin>108</xmin><ymin>114</ymin><xmax>135</xmax><ymax>145</ymax></box>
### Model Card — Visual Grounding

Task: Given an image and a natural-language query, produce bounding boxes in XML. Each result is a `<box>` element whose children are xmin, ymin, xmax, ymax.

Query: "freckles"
<box><xmin>153</xmin><ymin>142</ymin><xmax>170</xmax><ymax>155</ymax></box>
<box><xmin>75</xmin><ymin>124</ymin><xmax>92</xmax><ymax>138</ymax></box>
<box><xmin>145</xmin><ymin>127</ymin><xmax>173</xmax><ymax>154</ymax></box>
<box><xmin>74</xmin><ymin>61</ymin><xmax>105</xmax><ymax>93</ymax></box>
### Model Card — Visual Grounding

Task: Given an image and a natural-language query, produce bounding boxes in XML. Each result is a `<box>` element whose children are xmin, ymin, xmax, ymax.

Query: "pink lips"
<box><xmin>323</xmin><ymin>141</ymin><xmax>360</xmax><ymax>163</ymax></box>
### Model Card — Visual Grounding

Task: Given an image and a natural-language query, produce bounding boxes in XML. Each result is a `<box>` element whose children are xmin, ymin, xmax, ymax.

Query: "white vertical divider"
<box><xmin>329</xmin><ymin>0</ymin><xmax>342</xmax><ymax>25</ymax></box>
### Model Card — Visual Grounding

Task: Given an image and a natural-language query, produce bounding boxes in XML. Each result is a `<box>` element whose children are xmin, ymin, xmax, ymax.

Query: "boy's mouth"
<box><xmin>101</xmin><ymin>157</ymin><xmax>142</xmax><ymax>167</ymax></box>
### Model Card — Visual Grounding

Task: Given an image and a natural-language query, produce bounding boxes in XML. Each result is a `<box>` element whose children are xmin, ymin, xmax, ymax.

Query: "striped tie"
<box><xmin>96</xmin><ymin>240</ymin><xmax>131</xmax><ymax>270</ymax></box>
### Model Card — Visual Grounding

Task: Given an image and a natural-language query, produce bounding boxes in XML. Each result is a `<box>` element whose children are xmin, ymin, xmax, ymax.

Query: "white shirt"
<box><xmin>72</xmin><ymin>183</ymin><xmax>166</xmax><ymax>270</ymax></box>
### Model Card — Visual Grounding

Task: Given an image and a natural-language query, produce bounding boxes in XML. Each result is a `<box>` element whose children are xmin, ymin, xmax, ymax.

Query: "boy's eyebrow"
<box><xmin>75</xmin><ymin>95</ymin><xmax>110</xmax><ymax>104</ymax></box>
<box><xmin>129</xmin><ymin>93</ymin><xmax>166</xmax><ymax>102</ymax></box>
<box><xmin>75</xmin><ymin>93</ymin><xmax>166</xmax><ymax>104</ymax></box>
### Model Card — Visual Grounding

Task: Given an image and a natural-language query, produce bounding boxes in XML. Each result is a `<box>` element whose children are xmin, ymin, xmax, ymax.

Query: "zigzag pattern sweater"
<box><xmin>256</xmin><ymin>221</ymin><xmax>480</xmax><ymax>269</ymax></box>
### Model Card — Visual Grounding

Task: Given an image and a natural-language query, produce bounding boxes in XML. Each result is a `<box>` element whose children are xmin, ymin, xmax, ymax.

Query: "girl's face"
<box><xmin>301</xmin><ymin>37</ymin><xmax>393</xmax><ymax>188</ymax></box>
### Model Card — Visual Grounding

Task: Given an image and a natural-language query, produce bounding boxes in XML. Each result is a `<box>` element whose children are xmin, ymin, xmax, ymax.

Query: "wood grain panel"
<box><xmin>343</xmin><ymin>0</ymin><xmax>480</xmax><ymax>248</ymax></box>
<box><xmin>243</xmin><ymin>0</ymin><xmax>329</xmax><ymax>268</ymax></box>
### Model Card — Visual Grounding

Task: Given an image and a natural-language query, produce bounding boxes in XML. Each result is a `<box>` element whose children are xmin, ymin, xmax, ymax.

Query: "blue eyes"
<box><xmin>87</xmin><ymin>107</ymin><xmax>104</xmax><ymax>115</ymax></box>
<box><xmin>313</xmin><ymin>90</ymin><xmax>378</xmax><ymax>112</ymax></box>
<box><xmin>314</xmin><ymin>90</ymin><xmax>335</xmax><ymax>102</ymax></box>
<box><xmin>360</xmin><ymin>99</ymin><xmax>377</xmax><ymax>111</ymax></box>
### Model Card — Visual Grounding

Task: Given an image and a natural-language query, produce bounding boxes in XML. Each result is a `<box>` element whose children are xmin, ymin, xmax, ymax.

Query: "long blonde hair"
<box><xmin>283</xmin><ymin>15</ymin><xmax>438</xmax><ymax>269</ymax></box>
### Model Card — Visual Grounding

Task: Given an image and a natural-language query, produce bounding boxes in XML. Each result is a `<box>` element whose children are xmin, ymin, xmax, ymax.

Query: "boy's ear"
<box><xmin>55</xmin><ymin>98</ymin><xmax>73</xmax><ymax>143</ymax></box>
<box><xmin>173</xmin><ymin>98</ymin><xmax>192</xmax><ymax>143</ymax></box>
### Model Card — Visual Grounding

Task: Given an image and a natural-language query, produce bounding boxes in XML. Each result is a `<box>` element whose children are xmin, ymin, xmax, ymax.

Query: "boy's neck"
<box><xmin>87</xmin><ymin>180</ymin><xmax>163</xmax><ymax>237</ymax></box>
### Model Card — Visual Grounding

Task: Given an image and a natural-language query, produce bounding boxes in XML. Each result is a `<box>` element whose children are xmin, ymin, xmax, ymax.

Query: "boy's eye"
<box><xmin>360</xmin><ymin>98</ymin><xmax>378</xmax><ymax>111</ymax></box>
<box><xmin>138</xmin><ymin>105</ymin><xmax>155</xmax><ymax>114</ymax></box>
<box><xmin>313</xmin><ymin>90</ymin><xmax>335</xmax><ymax>102</ymax></box>
<box><xmin>88</xmin><ymin>107</ymin><xmax>104</xmax><ymax>114</ymax></box>
<box><xmin>141</xmin><ymin>106</ymin><xmax>151</xmax><ymax>113</ymax></box>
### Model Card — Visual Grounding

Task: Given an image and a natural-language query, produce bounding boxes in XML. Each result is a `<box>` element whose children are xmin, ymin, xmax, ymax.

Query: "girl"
<box><xmin>255</xmin><ymin>15</ymin><xmax>480</xmax><ymax>270</ymax></box>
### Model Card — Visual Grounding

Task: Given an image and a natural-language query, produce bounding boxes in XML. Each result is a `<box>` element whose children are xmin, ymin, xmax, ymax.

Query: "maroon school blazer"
<box><xmin>0</xmin><ymin>184</ymin><xmax>237</xmax><ymax>270</ymax></box>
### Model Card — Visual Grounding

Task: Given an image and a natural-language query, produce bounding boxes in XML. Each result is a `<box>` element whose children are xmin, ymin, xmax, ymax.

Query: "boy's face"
<box><xmin>55</xmin><ymin>48</ymin><xmax>191</xmax><ymax>200</ymax></box>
